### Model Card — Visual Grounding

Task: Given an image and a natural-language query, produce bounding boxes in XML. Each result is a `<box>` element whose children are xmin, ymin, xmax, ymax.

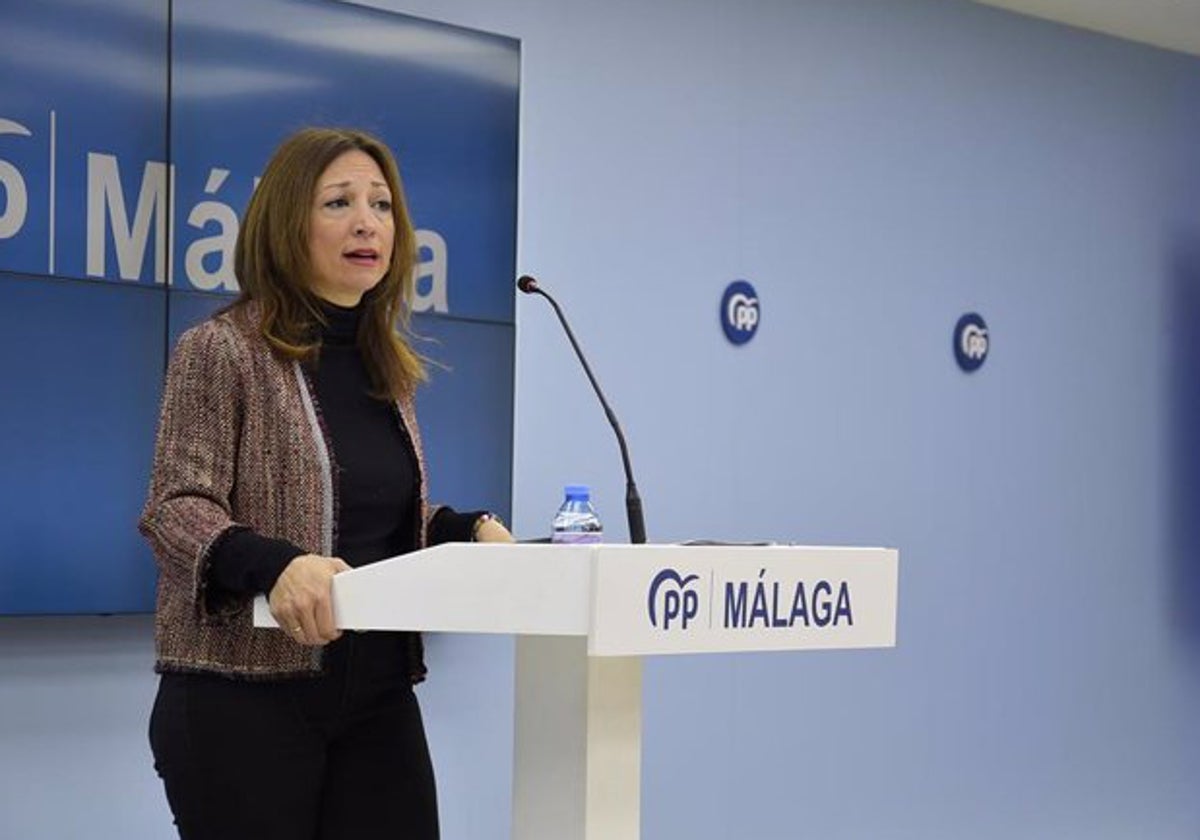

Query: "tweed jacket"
<box><xmin>139</xmin><ymin>301</ymin><xmax>436</xmax><ymax>679</ymax></box>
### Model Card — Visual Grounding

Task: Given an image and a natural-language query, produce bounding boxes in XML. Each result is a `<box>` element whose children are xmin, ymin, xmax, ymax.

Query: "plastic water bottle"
<box><xmin>551</xmin><ymin>485</ymin><xmax>603</xmax><ymax>544</ymax></box>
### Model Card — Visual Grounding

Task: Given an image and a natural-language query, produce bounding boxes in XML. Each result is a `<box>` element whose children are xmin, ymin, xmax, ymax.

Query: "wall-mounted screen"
<box><xmin>0</xmin><ymin>0</ymin><xmax>518</xmax><ymax>614</ymax></box>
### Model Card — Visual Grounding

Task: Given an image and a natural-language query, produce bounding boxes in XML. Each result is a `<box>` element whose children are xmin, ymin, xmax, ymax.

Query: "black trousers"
<box><xmin>149</xmin><ymin>633</ymin><xmax>439</xmax><ymax>840</ymax></box>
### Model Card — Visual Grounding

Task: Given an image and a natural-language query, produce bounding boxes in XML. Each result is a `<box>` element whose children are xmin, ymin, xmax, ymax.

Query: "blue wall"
<box><xmin>390</xmin><ymin>0</ymin><xmax>1200</xmax><ymax>837</ymax></box>
<box><xmin>3</xmin><ymin>0</ymin><xmax>1200</xmax><ymax>837</ymax></box>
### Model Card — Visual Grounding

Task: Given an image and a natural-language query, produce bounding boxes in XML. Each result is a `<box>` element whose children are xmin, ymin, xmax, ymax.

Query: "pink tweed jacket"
<box><xmin>139</xmin><ymin>301</ymin><xmax>436</xmax><ymax>679</ymax></box>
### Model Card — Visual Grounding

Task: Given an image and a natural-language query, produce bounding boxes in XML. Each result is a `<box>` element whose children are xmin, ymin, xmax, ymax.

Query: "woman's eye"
<box><xmin>373</xmin><ymin>199</ymin><xmax>392</xmax><ymax>211</ymax></box>
<box><xmin>324</xmin><ymin>198</ymin><xmax>349</xmax><ymax>209</ymax></box>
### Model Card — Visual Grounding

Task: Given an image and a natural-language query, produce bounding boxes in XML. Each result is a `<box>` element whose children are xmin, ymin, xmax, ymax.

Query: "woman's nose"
<box><xmin>353</xmin><ymin>202</ymin><xmax>377</xmax><ymax>236</ymax></box>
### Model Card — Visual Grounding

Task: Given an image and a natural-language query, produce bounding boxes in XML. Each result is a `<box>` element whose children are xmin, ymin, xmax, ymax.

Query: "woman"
<box><xmin>140</xmin><ymin>127</ymin><xmax>512</xmax><ymax>839</ymax></box>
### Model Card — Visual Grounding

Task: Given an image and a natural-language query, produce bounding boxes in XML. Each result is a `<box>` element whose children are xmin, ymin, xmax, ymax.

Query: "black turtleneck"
<box><xmin>313</xmin><ymin>299</ymin><xmax>418</xmax><ymax>566</ymax></box>
<box><xmin>207</xmin><ymin>300</ymin><xmax>481</xmax><ymax>599</ymax></box>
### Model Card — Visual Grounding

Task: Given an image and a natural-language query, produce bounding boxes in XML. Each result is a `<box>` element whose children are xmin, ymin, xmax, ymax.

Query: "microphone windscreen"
<box><xmin>517</xmin><ymin>275</ymin><xmax>539</xmax><ymax>294</ymax></box>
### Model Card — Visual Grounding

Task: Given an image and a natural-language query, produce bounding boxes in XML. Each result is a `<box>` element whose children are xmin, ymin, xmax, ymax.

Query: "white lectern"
<box><xmin>254</xmin><ymin>543</ymin><xmax>899</xmax><ymax>840</ymax></box>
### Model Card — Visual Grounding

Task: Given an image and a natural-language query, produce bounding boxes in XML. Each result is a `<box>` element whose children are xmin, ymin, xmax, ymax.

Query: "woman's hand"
<box><xmin>268</xmin><ymin>554</ymin><xmax>353</xmax><ymax>646</ymax></box>
<box><xmin>474</xmin><ymin>515</ymin><xmax>515</xmax><ymax>543</ymax></box>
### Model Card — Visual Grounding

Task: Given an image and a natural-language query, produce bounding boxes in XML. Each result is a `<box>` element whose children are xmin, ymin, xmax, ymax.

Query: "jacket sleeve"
<box><xmin>138</xmin><ymin>322</ymin><xmax>253</xmax><ymax>623</ymax></box>
<box><xmin>208</xmin><ymin>527</ymin><xmax>304</xmax><ymax>597</ymax></box>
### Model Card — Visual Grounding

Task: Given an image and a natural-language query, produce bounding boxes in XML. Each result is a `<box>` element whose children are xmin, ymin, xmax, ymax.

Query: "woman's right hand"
<box><xmin>268</xmin><ymin>554</ymin><xmax>353</xmax><ymax>646</ymax></box>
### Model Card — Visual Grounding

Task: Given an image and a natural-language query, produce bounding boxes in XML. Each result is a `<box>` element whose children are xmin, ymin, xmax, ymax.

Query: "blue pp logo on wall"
<box><xmin>647</xmin><ymin>569</ymin><xmax>700</xmax><ymax>630</ymax></box>
<box><xmin>954</xmin><ymin>313</ymin><xmax>989</xmax><ymax>372</ymax></box>
<box><xmin>721</xmin><ymin>280</ymin><xmax>759</xmax><ymax>345</ymax></box>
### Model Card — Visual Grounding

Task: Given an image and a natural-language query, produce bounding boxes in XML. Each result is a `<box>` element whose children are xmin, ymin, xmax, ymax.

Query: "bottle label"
<box><xmin>551</xmin><ymin>531</ymin><xmax>603</xmax><ymax>544</ymax></box>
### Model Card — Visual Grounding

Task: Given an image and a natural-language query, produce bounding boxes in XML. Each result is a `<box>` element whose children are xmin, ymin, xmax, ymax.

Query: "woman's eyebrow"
<box><xmin>318</xmin><ymin>180</ymin><xmax>389</xmax><ymax>191</ymax></box>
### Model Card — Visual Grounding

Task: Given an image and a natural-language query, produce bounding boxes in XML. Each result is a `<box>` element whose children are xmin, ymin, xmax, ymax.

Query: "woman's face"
<box><xmin>307</xmin><ymin>149</ymin><xmax>394</xmax><ymax>307</ymax></box>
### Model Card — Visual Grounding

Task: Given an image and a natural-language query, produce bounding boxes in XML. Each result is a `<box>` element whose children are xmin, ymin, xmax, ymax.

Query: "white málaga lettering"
<box><xmin>184</xmin><ymin>166</ymin><xmax>239</xmax><ymax>292</ymax></box>
<box><xmin>86</xmin><ymin>152</ymin><xmax>169</xmax><ymax>282</ymax></box>
<box><xmin>4</xmin><ymin>111</ymin><xmax>454</xmax><ymax>307</ymax></box>
<box><xmin>412</xmin><ymin>228</ymin><xmax>448</xmax><ymax>313</ymax></box>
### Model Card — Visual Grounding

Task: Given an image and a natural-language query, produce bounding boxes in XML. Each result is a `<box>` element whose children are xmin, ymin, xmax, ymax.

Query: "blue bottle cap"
<box><xmin>564</xmin><ymin>484</ymin><xmax>590</xmax><ymax>500</ymax></box>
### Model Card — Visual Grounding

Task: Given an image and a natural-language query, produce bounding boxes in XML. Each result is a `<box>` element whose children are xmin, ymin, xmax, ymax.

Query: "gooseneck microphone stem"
<box><xmin>518</xmin><ymin>275</ymin><xmax>646</xmax><ymax>544</ymax></box>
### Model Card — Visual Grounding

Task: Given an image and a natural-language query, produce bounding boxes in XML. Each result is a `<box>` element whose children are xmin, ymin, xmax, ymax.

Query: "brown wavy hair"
<box><xmin>233</xmin><ymin>126</ymin><xmax>425</xmax><ymax>399</ymax></box>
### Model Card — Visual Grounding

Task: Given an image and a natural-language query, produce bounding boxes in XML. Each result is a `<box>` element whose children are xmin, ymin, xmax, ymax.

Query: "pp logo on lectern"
<box><xmin>647</xmin><ymin>569</ymin><xmax>700</xmax><ymax>630</ymax></box>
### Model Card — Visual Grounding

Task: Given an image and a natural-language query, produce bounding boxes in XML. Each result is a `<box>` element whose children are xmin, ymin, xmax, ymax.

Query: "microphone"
<box><xmin>517</xmin><ymin>275</ymin><xmax>647</xmax><ymax>544</ymax></box>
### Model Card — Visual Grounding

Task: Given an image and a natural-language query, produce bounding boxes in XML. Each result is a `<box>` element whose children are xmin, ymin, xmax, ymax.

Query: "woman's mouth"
<box><xmin>343</xmin><ymin>249</ymin><xmax>379</xmax><ymax>266</ymax></box>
